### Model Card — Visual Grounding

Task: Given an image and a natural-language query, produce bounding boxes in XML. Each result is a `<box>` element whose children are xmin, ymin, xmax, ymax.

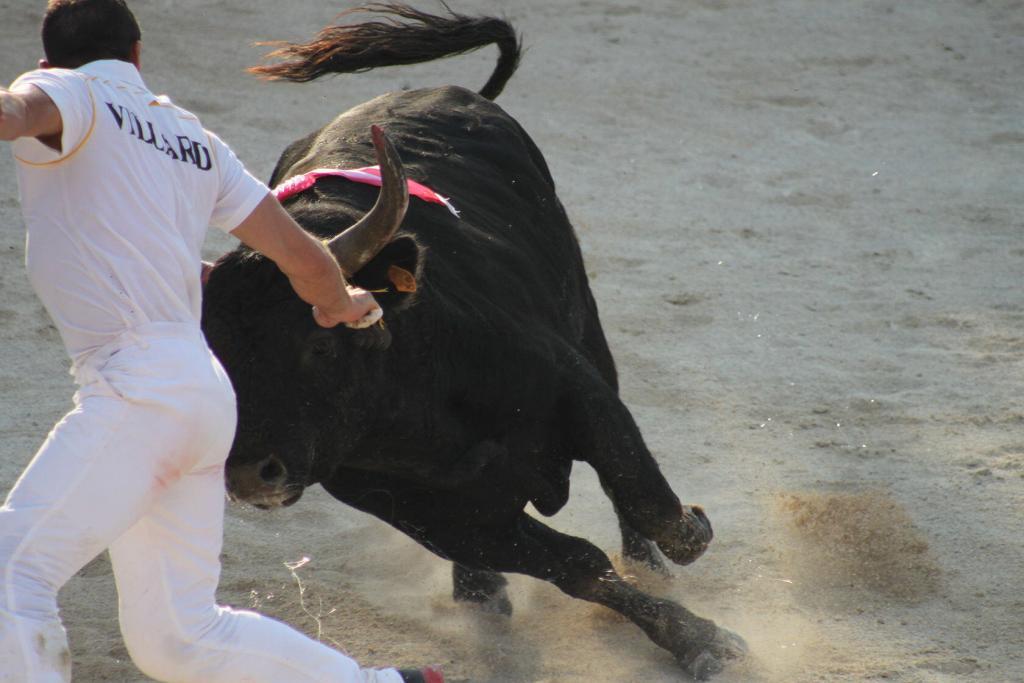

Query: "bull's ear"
<box><xmin>348</xmin><ymin>235</ymin><xmax>423</xmax><ymax>311</ymax></box>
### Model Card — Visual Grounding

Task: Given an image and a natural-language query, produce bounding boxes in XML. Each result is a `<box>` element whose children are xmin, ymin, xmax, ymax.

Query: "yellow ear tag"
<box><xmin>387</xmin><ymin>265</ymin><xmax>418</xmax><ymax>293</ymax></box>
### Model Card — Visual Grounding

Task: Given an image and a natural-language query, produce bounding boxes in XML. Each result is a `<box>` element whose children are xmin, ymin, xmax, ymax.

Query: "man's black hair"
<box><xmin>42</xmin><ymin>0</ymin><xmax>141</xmax><ymax>69</ymax></box>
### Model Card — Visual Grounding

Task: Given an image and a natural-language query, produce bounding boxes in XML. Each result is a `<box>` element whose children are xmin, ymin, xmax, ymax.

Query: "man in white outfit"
<box><xmin>0</xmin><ymin>2</ymin><xmax>443</xmax><ymax>682</ymax></box>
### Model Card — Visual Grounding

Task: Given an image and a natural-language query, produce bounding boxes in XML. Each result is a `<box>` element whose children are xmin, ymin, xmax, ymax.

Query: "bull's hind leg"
<box><xmin>451</xmin><ymin>563</ymin><xmax>512</xmax><ymax>615</ymax></box>
<box><xmin>563</xmin><ymin>371</ymin><xmax>713</xmax><ymax>566</ymax></box>
<box><xmin>442</xmin><ymin>514</ymin><xmax>746</xmax><ymax>680</ymax></box>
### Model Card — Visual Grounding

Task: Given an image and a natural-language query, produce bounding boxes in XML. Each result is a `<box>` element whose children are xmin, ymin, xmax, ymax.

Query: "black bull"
<box><xmin>201</xmin><ymin>5</ymin><xmax>745</xmax><ymax>679</ymax></box>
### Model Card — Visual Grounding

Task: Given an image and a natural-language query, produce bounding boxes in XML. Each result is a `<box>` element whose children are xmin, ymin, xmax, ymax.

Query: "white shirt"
<box><xmin>10</xmin><ymin>60</ymin><xmax>267</xmax><ymax>368</ymax></box>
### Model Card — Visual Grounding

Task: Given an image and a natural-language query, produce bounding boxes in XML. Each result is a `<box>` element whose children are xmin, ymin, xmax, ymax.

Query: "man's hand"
<box><xmin>230</xmin><ymin>195</ymin><xmax>387</xmax><ymax>330</ymax></box>
<box><xmin>0</xmin><ymin>85</ymin><xmax>62</xmax><ymax>145</ymax></box>
<box><xmin>312</xmin><ymin>286</ymin><xmax>382</xmax><ymax>329</ymax></box>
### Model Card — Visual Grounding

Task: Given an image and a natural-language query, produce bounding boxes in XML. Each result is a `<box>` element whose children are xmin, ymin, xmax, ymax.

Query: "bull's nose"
<box><xmin>224</xmin><ymin>455</ymin><xmax>299</xmax><ymax>508</ymax></box>
<box><xmin>257</xmin><ymin>455</ymin><xmax>288</xmax><ymax>486</ymax></box>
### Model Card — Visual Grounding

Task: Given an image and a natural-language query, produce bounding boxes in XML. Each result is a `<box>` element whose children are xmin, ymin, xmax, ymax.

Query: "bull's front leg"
<box><xmin>562</xmin><ymin>367</ymin><xmax>713</xmax><ymax>566</ymax></box>
<box><xmin>439</xmin><ymin>513</ymin><xmax>747</xmax><ymax>680</ymax></box>
<box><xmin>583</xmin><ymin>569</ymin><xmax>749</xmax><ymax>681</ymax></box>
<box><xmin>512</xmin><ymin>515</ymin><xmax>747</xmax><ymax>680</ymax></box>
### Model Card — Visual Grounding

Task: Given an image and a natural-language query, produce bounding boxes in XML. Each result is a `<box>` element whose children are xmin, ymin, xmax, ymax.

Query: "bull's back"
<box><xmin>285</xmin><ymin>85</ymin><xmax>560</xmax><ymax>232</ymax></box>
<box><xmin>280</xmin><ymin>86</ymin><xmax>595</xmax><ymax>343</ymax></box>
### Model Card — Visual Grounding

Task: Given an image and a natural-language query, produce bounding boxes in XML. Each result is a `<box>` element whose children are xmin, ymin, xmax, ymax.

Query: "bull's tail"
<box><xmin>248</xmin><ymin>3</ymin><xmax>521</xmax><ymax>101</ymax></box>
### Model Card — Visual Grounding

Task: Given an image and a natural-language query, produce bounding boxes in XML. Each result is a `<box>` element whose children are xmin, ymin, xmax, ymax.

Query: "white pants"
<box><xmin>0</xmin><ymin>324</ymin><xmax>401</xmax><ymax>683</ymax></box>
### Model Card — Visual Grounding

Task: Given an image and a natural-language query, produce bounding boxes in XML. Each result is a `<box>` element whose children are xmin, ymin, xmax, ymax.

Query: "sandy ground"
<box><xmin>2</xmin><ymin>0</ymin><xmax>1023</xmax><ymax>681</ymax></box>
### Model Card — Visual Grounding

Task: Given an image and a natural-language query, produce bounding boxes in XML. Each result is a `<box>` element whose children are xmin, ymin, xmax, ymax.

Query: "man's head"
<box><xmin>41</xmin><ymin>0</ymin><xmax>141</xmax><ymax>69</ymax></box>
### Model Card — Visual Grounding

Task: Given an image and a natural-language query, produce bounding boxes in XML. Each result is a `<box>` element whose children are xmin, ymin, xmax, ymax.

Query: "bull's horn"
<box><xmin>326</xmin><ymin>125</ymin><xmax>409</xmax><ymax>276</ymax></box>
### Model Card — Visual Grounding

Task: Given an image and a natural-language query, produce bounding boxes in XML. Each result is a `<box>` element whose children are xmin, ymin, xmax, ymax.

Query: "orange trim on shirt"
<box><xmin>148</xmin><ymin>96</ymin><xmax>199</xmax><ymax>123</ymax></box>
<box><xmin>14</xmin><ymin>82</ymin><xmax>98</xmax><ymax>168</ymax></box>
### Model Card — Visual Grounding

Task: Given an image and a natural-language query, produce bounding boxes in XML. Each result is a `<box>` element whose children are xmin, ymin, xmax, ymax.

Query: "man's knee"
<box><xmin>0</xmin><ymin>614</ymin><xmax>71</xmax><ymax>683</ymax></box>
<box><xmin>120</xmin><ymin>607</ymin><xmax>222</xmax><ymax>681</ymax></box>
<box><xmin>122</xmin><ymin>626</ymin><xmax>188</xmax><ymax>681</ymax></box>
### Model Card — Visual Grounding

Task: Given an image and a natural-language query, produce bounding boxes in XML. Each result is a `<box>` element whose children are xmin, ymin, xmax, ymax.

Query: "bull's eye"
<box><xmin>309</xmin><ymin>337</ymin><xmax>335</xmax><ymax>358</ymax></box>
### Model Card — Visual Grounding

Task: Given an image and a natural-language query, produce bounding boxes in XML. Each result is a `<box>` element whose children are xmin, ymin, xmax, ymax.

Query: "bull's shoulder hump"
<box><xmin>337</xmin><ymin>86</ymin><xmax>506</xmax><ymax>123</ymax></box>
<box><xmin>409</xmin><ymin>84</ymin><xmax>495</xmax><ymax>109</ymax></box>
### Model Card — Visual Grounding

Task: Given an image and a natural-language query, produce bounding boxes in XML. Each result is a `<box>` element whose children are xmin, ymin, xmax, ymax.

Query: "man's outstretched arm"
<box><xmin>0</xmin><ymin>85</ymin><xmax>62</xmax><ymax>148</ymax></box>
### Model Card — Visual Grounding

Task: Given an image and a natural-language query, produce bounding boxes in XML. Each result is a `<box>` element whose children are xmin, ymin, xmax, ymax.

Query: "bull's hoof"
<box><xmin>653</xmin><ymin>505</ymin><xmax>713</xmax><ymax>566</ymax></box>
<box><xmin>622</xmin><ymin>536</ymin><xmax>673</xmax><ymax>577</ymax></box>
<box><xmin>679</xmin><ymin>627</ymin><xmax>748</xmax><ymax>681</ymax></box>
<box><xmin>453</xmin><ymin>584</ymin><xmax>513</xmax><ymax>616</ymax></box>
<box><xmin>452</xmin><ymin>565</ymin><xmax>513</xmax><ymax>616</ymax></box>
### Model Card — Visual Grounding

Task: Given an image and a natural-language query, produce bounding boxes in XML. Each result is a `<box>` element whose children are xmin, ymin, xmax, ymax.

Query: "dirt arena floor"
<box><xmin>2</xmin><ymin>1</ymin><xmax>1022</xmax><ymax>681</ymax></box>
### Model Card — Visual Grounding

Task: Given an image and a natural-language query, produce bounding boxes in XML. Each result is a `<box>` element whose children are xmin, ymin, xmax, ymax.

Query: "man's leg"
<box><xmin>108</xmin><ymin>456</ymin><xmax>403</xmax><ymax>683</ymax></box>
<box><xmin>0</xmin><ymin>334</ymin><xmax>426</xmax><ymax>683</ymax></box>
<box><xmin>108</xmin><ymin>341</ymin><xmax>407</xmax><ymax>683</ymax></box>
<box><xmin>0</xmin><ymin>392</ymin><xmax>162</xmax><ymax>683</ymax></box>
